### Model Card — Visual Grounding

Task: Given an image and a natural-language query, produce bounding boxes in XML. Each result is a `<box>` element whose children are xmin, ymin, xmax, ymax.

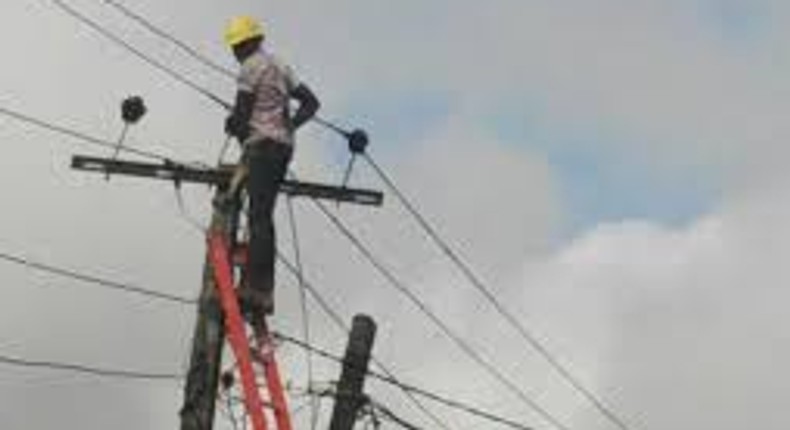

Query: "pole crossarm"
<box><xmin>71</xmin><ymin>155</ymin><xmax>384</xmax><ymax>206</ymax></box>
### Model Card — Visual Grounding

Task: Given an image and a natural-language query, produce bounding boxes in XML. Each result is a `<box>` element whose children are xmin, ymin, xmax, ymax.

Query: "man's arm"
<box><xmin>290</xmin><ymin>83</ymin><xmax>320</xmax><ymax>130</ymax></box>
<box><xmin>225</xmin><ymin>90</ymin><xmax>256</xmax><ymax>140</ymax></box>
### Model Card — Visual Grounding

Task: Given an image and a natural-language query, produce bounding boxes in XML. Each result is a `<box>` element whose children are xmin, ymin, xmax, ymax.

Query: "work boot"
<box><xmin>237</xmin><ymin>288</ymin><xmax>274</xmax><ymax>323</ymax></box>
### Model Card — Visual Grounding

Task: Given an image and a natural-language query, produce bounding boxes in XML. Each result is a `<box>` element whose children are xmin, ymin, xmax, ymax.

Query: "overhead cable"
<box><xmin>274</xmin><ymin>332</ymin><xmax>534</xmax><ymax>430</ymax></box>
<box><xmin>276</xmin><ymin>253</ymin><xmax>452</xmax><ymax>430</ymax></box>
<box><xmin>103</xmin><ymin>0</ymin><xmax>236</xmax><ymax>79</ymax></box>
<box><xmin>0</xmin><ymin>352</ymin><xmax>182</xmax><ymax>381</ymax></box>
<box><xmin>284</xmin><ymin>197</ymin><xmax>320</xmax><ymax>430</ymax></box>
<box><xmin>50</xmin><ymin>0</ymin><xmax>232</xmax><ymax>110</ymax></box>
<box><xmin>0</xmin><ymin>236</ymin><xmax>445</xmax><ymax>428</ymax></box>
<box><xmin>306</xmin><ymin>197</ymin><xmax>570</xmax><ymax>430</ymax></box>
<box><xmin>0</xmin><ymin>244</ymin><xmax>448</xmax><ymax>427</ymax></box>
<box><xmin>97</xmin><ymin>0</ymin><xmax>359</xmax><ymax>141</ymax></box>
<box><xmin>0</xmin><ymin>249</ymin><xmax>195</xmax><ymax>305</ymax></box>
<box><xmin>43</xmin><ymin>4</ymin><xmax>543</xmax><ymax>427</ymax></box>
<box><xmin>0</xmin><ymin>104</ymin><xmax>185</xmax><ymax>164</ymax></box>
<box><xmin>369</xmin><ymin>400</ymin><xmax>424</xmax><ymax>430</ymax></box>
<box><xmin>0</xmin><ymin>245</ymin><xmax>443</xmax><ymax>426</ymax></box>
<box><xmin>74</xmin><ymin>11</ymin><xmax>629</xmax><ymax>429</ymax></box>
<box><xmin>363</xmin><ymin>153</ymin><xmax>633</xmax><ymax>430</ymax></box>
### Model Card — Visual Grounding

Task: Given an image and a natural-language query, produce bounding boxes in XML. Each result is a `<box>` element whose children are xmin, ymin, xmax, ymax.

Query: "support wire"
<box><xmin>284</xmin><ymin>196</ymin><xmax>320</xmax><ymax>430</ymax></box>
<box><xmin>363</xmin><ymin>153</ymin><xmax>633</xmax><ymax>430</ymax></box>
<box><xmin>308</xmin><ymin>195</ymin><xmax>571</xmax><ymax>430</ymax></box>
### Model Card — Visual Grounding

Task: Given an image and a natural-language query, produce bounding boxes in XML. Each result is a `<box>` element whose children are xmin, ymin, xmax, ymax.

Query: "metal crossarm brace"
<box><xmin>71</xmin><ymin>155</ymin><xmax>384</xmax><ymax>206</ymax></box>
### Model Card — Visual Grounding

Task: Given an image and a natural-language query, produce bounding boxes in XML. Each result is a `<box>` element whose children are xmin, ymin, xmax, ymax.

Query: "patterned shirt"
<box><xmin>237</xmin><ymin>50</ymin><xmax>299</xmax><ymax>146</ymax></box>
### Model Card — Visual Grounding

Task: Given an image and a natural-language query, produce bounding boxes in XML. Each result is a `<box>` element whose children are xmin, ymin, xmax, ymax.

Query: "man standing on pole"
<box><xmin>223</xmin><ymin>16</ymin><xmax>320</xmax><ymax>318</ymax></box>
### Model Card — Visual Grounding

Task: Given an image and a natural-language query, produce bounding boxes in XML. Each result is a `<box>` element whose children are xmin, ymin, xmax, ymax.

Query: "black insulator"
<box><xmin>121</xmin><ymin>96</ymin><xmax>147</xmax><ymax>124</ymax></box>
<box><xmin>348</xmin><ymin>129</ymin><xmax>369</xmax><ymax>154</ymax></box>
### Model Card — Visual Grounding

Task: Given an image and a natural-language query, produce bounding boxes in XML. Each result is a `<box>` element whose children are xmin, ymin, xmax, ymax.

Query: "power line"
<box><xmin>0</xmin><ymin>102</ymin><xmax>218</xmax><ymax>175</ymax></box>
<box><xmin>0</xmin><ymin>104</ymin><xmax>180</xmax><ymax>164</ymax></box>
<box><xmin>276</xmin><ymin>253</ymin><xmax>452</xmax><ymax>430</ymax></box>
<box><xmin>0</xmin><ymin>249</ymin><xmax>196</xmax><ymax>305</ymax></box>
<box><xmin>42</xmin><ymin>4</ymin><xmax>567</xmax><ymax>428</ymax></box>
<box><xmin>274</xmin><ymin>332</ymin><xmax>535</xmax><ymax>430</ymax></box>
<box><xmin>0</xmin><ymin>103</ymin><xmax>215</xmax><ymax>232</ymax></box>
<box><xmin>4</xmin><ymin>209</ymin><xmax>440</xmax><ymax>426</ymax></box>
<box><xmin>109</xmin><ymin>2</ymin><xmax>634</xmax><ymax>425</ymax></box>
<box><xmin>0</xmin><ymin>244</ymin><xmax>445</xmax><ymax>426</ymax></box>
<box><xmin>50</xmin><ymin>0</ymin><xmax>232</xmax><ymax>111</ymax></box>
<box><xmin>151</xmin><ymin>196</ymin><xmax>452</xmax><ymax>430</ymax></box>
<box><xmin>95</xmin><ymin>0</ymin><xmax>357</xmax><ymax>144</ymax></box>
<box><xmin>0</xmin><ymin>244</ymin><xmax>450</xmax><ymax>428</ymax></box>
<box><xmin>363</xmin><ymin>153</ymin><xmax>634</xmax><ymax>430</ymax></box>
<box><xmin>0</xmin><ymin>195</ymin><xmax>444</xmax><ymax>428</ymax></box>
<box><xmin>56</xmin><ymin>5</ymin><xmax>609</xmax><ymax>427</ymax></box>
<box><xmin>3</xmin><ymin>19</ymin><xmax>444</xmax><ymax>427</ymax></box>
<box><xmin>284</xmin><ymin>197</ymin><xmax>320</xmax><ymax>430</ymax></box>
<box><xmin>0</xmin><ymin>352</ymin><xmax>182</xmax><ymax>381</ymax></box>
<box><xmin>103</xmin><ymin>0</ymin><xmax>236</xmax><ymax>79</ymax></box>
<box><xmin>1</xmin><ymin>82</ymin><xmax>514</xmax><ymax>430</ymax></box>
<box><xmin>276</xmin><ymin>253</ymin><xmax>348</xmax><ymax>331</ymax></box>
<box><xmin>369</xmin><ymin>400</ymin><xmax>424</xmax><ymax>430</ymax></box>
<box><xmin>278</xmin><ymin>174</ymin><xmax>542</xmax><ymax>429</ymax></box>
<box><xmin>306</xmin><ymin>197</ymin><xmax>570</xmax><ymax>430</ymax></box>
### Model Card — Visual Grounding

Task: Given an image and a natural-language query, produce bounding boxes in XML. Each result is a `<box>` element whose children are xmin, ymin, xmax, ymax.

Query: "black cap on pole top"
<box><xmin>121</xmin><ymin>96</ymin><xmax>147</xmax><ymax>124</ymax></box>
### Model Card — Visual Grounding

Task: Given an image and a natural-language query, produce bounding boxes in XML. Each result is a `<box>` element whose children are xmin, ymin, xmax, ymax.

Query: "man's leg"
<box><xmin>245</xmin><ymin>141</ymin><xmax>292</xmax><ymax>317</ymax></box>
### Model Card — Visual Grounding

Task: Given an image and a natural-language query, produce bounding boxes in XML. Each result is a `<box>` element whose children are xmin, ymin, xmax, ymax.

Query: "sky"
<box><xmin>1</xmin><ymin>0</ymin><xmax>790</xmax><ymax>429</ymax></box>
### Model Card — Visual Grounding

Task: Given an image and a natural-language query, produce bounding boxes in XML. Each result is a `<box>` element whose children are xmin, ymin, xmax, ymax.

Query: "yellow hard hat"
<box><xmin>224</xmin><ymin>16</ymin><xmax>264</xmax><ymax>47</ymax></box>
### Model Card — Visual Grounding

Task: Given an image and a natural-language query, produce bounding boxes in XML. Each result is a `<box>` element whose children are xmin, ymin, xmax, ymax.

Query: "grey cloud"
<box><xmin>4</xmin><ymin>0</ymin><xmax>790</xmax><ymax>429</ymax></box>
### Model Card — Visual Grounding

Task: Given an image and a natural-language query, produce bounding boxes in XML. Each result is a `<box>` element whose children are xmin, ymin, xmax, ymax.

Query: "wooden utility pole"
<box><xmin>330</xmin><ymin>314</ymin><xmax>377</xmax><ymax>430</ymax></box>
<box><xmin>70</xmin><ymin>154</ymin><xmax>383</xmax><ymax>430</ymax></box>
<box><xmin>179</xmin><ymin>193</ymin><xmax>239</xmax><ymax>430</ymax></box>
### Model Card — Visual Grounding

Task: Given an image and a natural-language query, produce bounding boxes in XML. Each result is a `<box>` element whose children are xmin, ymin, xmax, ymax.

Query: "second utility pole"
<box><xmin>330</xmin><ymin>314</ymin><xmax>377</xmax><ymax>430</ymax></box>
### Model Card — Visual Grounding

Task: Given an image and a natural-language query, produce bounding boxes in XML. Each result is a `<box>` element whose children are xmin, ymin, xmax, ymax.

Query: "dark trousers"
<box><xmin>245</xmin><ymin>140</ymin><xmax>292</xmax><ymax>298</ymax></box>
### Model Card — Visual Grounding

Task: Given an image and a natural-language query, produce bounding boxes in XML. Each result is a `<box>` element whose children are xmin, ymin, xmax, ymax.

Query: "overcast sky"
<box><xmin>2</xmin><ymin>0</ymin><xmax>790</xmax><ymax>429</ymax></box>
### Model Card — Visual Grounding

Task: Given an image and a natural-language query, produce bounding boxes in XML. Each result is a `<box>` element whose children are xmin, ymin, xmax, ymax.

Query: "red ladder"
<box><xmin>208</xmin><ymin>232</ymin><xmax>292</xmax><ymax>430</ymax></box>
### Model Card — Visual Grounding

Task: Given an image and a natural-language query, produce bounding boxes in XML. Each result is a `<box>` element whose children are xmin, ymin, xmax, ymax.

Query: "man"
<box><xmin>223</xmin><ymin>16</ymin><xmax>320</xmax><ymax>318</ymax></box>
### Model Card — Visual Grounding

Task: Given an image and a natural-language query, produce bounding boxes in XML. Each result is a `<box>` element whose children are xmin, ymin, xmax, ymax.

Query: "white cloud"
<box><xmin>512</xmin><ymin>180</ymin><xmax>790</xmax><ymax>429</ymax></box>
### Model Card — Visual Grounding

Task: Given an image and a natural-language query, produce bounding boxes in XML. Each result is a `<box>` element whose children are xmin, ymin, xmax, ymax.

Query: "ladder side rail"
<box><xmin>208</xmin><ymin>233</ymin><xmax>269</xmax><ymax>430</ymax></box>
<box><xmin>253</xmin><ymin>322</ymin><xmax>293</xmax><ymax>430</ymax></box>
